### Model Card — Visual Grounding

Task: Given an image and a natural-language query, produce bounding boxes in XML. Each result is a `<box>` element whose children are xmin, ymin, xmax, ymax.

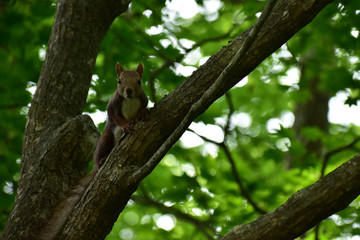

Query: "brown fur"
<box><xmin>94</xmin><ymin>62</ymin><xmax>148</xmax><ymax>168</ymax></box>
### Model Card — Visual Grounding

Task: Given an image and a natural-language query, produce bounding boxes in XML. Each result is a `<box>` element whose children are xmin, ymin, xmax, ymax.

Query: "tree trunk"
<box><xmin>292</xmin><ymin>53</ymin><xmax>331</xmax><ymax>159</ymax></box>
<box><xmin>2</xmin><ymin>0</ymin><xmax>348</xmax><ymax>240</ymax></box>
<box><xmin>1</xmin><ymin>0</ymin><xmax>130</xmax><ymax>239</ymax></box>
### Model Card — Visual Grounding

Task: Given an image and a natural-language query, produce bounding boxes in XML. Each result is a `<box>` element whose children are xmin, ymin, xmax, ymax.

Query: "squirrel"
<box><xmin>40</xmin><ymin>62</ymin><xmax>149</xmax><ymax>240</ymax></box>
<box><xmin>94</xmin><ymin>62</ymin><xmax>149</xmax><ymax>169</ymax></box>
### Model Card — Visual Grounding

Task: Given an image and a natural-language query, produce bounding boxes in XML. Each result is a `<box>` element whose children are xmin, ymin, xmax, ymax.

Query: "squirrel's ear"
<box><xmin>116</xmin><ymin>62</ymin><xmax>124</xmax><ymax>78</ymax></box>
<box><xmin>136</xmin><ymin>62</ymin><xmax>144</xmax><ymax>77</ymax></box>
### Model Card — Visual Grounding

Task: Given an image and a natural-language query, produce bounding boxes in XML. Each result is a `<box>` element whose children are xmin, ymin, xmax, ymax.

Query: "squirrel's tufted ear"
<box><xmin>136</xmin><ymin>62</ymin><xmax>144</xmax><ymax>77</ymax></box>
<box><xmin>115</xmin><ymin>62</ymin><xmax>124</xmax><ymax>78</ymax></box>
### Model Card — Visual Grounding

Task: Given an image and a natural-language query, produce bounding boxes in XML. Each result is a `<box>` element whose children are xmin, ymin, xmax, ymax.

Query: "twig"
<box><xmin>314</xmin><ymin>223</ymin><xmax>320</xmax><ymax>240</ymax></box>
<box><xmin>224</xmin><ymin>93</ymin><xmax>234</xmax><ymax>140</ymax></box>
<box><xmin>148</xmin><ymin>27</ymin><xmax>236</xmax><ymax>103</ymax></box>
<box><xmin>126</xmin><ymin>18</ymin><xmax>236</xmax><ymax>103</ymax></box>
<box><xmin>321</xmin><ymin>136</ymin><xmax>360</xmax><ymax>177</ymax></box>
<box><xmin>220</xmin><ymin>142</ymin><xmax>267</xmax><ymax>214</ymax></box>
<box><xmin>133</xmin><ymin>25</ymin><xmax>173</xmax><ymax>62</ymax></box>
<box><xmin>186</xmin><ymin>128</ymin><xmax>267</xmax><ymax>214</ymax></box>
<box><xmin>132</xmin><ymin>186</ymin><xmax>217</xmax><ymax>240</ymax></box>
<box><xmin>132</xmin><ymin>0</ymin><xmax>278</xmax><ymax>183</ymax></box>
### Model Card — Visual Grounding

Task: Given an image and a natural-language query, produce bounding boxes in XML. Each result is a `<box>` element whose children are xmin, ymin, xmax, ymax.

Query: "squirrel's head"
<box><xmin>115</xmin><ymin>62</ymin><xmax>144</xmax><ymax>99</ymax></box>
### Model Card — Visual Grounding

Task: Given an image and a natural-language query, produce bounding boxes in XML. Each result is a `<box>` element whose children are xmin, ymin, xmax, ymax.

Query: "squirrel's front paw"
<box><xmin>122</xmin><ymin>121</ymin><xmax>134</xmax><ymax>133</ymax></box>
<box><xmin>138</xmin><ymin>108</ymin><xmax>150</xmax><ymax>121</ymax></box>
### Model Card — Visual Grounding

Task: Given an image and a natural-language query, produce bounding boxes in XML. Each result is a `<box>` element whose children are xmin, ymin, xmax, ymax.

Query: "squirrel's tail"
<box><xmin>39</xmin><ymin>169</ymin><xmax>97</xmax><ymax>240</ymax></box>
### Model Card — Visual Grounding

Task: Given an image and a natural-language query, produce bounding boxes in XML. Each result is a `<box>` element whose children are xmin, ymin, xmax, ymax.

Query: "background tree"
<box><xmin>1</xmin><ymin>0</ymin><xmax>360</xmax><ymax>239</ymax></box>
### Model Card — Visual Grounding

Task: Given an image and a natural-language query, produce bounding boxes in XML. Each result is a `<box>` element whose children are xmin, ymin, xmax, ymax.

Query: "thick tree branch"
<box><xmin>132</xmin><ymin>0</ymin><xmax>278</xmax><ymax>182</ymax></box>
<box><xmin>315</xmin><ymin>136</ymin><xmax>360</xmax><ymax>237</ymax></box>
<box><xmin>221</xmin><ymin>153</ymin><xmax>360</xmax><ymax>240</ymax></box>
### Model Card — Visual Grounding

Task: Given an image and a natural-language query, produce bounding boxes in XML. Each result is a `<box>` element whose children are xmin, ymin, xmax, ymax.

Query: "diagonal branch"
<box><xmin>132</xmin><ymin>0</ymin><xmax>278</xmax><ymax>182</ymax></box>
<box><xmin>314</xmin><ymin>136</ymin><xmax>360</xmax><ymax>237</ymax></box>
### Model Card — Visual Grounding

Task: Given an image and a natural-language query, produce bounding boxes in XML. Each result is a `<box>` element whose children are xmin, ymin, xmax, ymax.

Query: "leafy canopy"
<box><xmin>1</xmin><ymin>0</ymin><xmax>360</xmax><ymax>239</ymax></box>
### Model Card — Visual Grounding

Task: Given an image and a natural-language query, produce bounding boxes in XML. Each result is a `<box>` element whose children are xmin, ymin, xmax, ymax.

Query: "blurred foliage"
<box><xmin>1</xmin><ymin>0</ymin><xmax>360</xmax><ymax>239</ymax></box>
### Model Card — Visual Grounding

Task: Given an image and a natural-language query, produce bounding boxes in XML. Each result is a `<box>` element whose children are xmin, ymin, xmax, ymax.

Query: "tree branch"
<box><xmin>224</xmin><ymin>93</ymin><xmax>235</xmax><ymax>139</ymax></box>
<box><xmin>221</xmin><ymin>153</ymin><xmax>360</xmax><ymax>240</ymax></box>
<box><xmin>314</xmin><ymin>136</ymin><xmax>360</xmax><ymax>237</ymax></box>
<box><xmin>132</xmin><ymin>0</ymin><xmax>278</xmax><ymax>182</ymax></box>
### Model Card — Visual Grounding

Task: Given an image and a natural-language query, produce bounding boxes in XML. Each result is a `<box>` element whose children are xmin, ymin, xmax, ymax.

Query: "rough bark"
<box><xmin>1</xmin><ymin>0</ymin><xmax>342</xmax><ymax>239</ymax></box>
<box><xmin>1</xmin><ymin>0</ymin><xmax>130</xmax><ymax>239</ymax></box>
<box><xmin>221</xmin><ymin>154</ymin><xmax>360</xmax><ymax>240</ymax></box>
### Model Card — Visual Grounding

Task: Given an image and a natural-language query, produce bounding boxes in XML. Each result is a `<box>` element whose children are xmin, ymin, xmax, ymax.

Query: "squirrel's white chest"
<box><xmin>121</xmin><ymin>98</ymin><xmax>141</xmax><ymax>120</ymax></box>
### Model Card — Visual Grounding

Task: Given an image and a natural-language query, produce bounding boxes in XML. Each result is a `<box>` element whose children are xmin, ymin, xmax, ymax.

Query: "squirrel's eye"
<box><xmin>138</xmin><ymin>79</ymin><xmax>141</xmax><ymax>84</ymax></box>
<box><xmin>118</xmin><ymin>79</ymin><xmax>121</xmax><ymax>84</ymax></box>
